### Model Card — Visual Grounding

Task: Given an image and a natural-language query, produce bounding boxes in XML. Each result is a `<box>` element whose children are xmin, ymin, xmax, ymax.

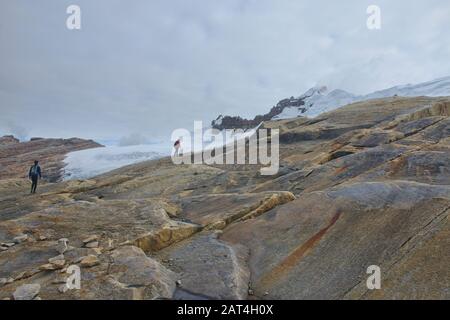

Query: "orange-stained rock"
<box><xmin>0</xmin><ymin>96</ymin><xmax>449</xmax><ymax>300</ymax></box>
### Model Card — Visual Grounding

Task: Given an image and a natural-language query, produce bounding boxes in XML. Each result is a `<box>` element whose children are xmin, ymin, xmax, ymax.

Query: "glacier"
<box><xmin>63</xmin><ymin>143</ymin><xmax>171</xmax><ymax>180</ymax></box>
<box><xmin>63</xmin><ymin>126</ymin><xmax>260</xmax><ymax>181</ymax></box>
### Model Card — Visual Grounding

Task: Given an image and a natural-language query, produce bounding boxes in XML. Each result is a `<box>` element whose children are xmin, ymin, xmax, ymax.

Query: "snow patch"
<box><xmin>63</xmin><ymin>126</ymin><xmax>260</xmax><ymax>181</ymax></box>
<box><xmin>63</xmin><ymin>143</ymin><xmax>171</xmax><ymax>180</ymax></box>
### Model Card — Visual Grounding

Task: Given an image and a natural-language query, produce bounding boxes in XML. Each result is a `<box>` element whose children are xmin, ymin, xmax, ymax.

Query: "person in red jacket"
<box><xmin>174</xmin><ymin>139</ymin><xmax>181</xmax><ymax>156</ymax></box>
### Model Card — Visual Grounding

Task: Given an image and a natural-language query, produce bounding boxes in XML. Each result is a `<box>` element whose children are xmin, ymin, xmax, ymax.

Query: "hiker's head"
<box><xmin>34</xmin><ymin>160</ymin><xmax>39</xmax><ymax>165</ymax></box>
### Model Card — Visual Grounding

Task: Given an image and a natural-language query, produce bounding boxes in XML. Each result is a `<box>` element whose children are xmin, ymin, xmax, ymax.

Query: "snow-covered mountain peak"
<box><xmin>274</xmin><ymin>76</ymin><xmax>450</xmax><ymax>119</ymax></box>
<box><xmin>210</xmin><ymin>76</ymin><xmax>450</xmax><ymax>130</ymax></box>
<box><xmin>300</xmin><ymin>85</ymin><xmax>328</xmax><ymax>98</ymax></box>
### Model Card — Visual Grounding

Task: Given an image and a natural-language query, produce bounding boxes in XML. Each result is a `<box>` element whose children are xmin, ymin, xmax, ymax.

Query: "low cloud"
<box><xmin>118</xmin><ymin>133</ymin><xmax>149</xmax><ymax>146</ymax></box>
<box><xmin>1</xmin><ymin>1</ymin><xmax>450</xmax><ymax>140</ymax></box>
<box><xmin>2</xmin><ymin>121</ymin><xmax>29</xmax><ymax>141</ymax></box>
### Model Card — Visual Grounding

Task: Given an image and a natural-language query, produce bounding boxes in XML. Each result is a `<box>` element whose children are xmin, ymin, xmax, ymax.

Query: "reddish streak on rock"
<box><xmin>389</xmin><ymin>156</ymin><xmax>406</xmax><ymax>176</ymax></box>
<box><xmin>334</xmin><ymin>166</ymin><xmax>348</xmax><ymax>175</ymax></box>
<box><xmin>259</xmin><ymin>211</ymin><xmax>342</xmax><ymax>288</ymax></box>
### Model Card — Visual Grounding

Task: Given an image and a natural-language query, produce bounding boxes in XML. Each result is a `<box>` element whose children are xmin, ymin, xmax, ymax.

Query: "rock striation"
<box><xmin>0</xmin><ymin>96</ymin><xmax>449</xmax><ymax>299</ymax></box>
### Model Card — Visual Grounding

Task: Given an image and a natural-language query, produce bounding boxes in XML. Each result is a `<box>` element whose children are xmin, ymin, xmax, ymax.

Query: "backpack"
<box><xmin>31</xmin><ymin>165</ymin><xmax>39</xmax><ymax>176</ymax></box>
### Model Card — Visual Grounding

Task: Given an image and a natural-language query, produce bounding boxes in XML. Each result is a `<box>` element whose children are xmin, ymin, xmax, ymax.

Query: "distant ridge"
<box><xmin>212</xmin><ymin>76</ymin><xmax>450</xmax><ymax>129</ymax></box>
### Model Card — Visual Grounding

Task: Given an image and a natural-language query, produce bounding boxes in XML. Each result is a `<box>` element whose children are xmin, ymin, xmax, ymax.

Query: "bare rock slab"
<box><xmin>13</xmin><ymin>284</ymin><xmax>41</xmax><ymax>300</ymax></box>
<box><xmin>159</xmin><ymin>232</ymin><xmax>250</xmax><ymax>300</ymax></box>
<box><xmin>109</xmin><ymin>246</ymin><xmax>177</xmax><ymax>299</ymax></box>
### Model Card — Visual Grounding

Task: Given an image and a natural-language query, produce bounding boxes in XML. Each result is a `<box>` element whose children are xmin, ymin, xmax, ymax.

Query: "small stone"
<box><xmin>0</xmin><ymin>246</ymin><xmax>8</xmax><ymax>251</ymax></box>
<box><xmin>58</xmin><ymin>284</ymin><xmax>69</xmax><ymax>293</ymax></box>
<box><xmin>176</xmin><ymin>280</ymin><xmax>182</xmax><ymax>286</ymax></box>
<box><xmin>39</xmin><ymin>263</ymin><xmax>58</xmax><ymax>271</ymax></box>
<box><xmin>57</xmin><ymin>238</ymin><xmax>69</xmax><ymax>254</ymax></box>
<box><xmin>80</xmin><ymin>255</ymin><xmax>100</xmax><ymax>268</ymax></box>
<box><xmin>82</xmin><ymin>235</ymin><xmax>98</xmax><ymax>244</ymax></box>
<box><xmin>13</xmin><ymin>234</ymin><xmax>28</xmax><ymax>244</ymax></box>
<box><xmin>50</xmin><ymin>259</ymin><xmax>66</xmax><ymax>269</ymax></box>
<box><xmin>263</xmin><ymin>291</ymin><xmax>269</xmax><ymax>296</ymax></box>
<box><xmin>33</xmin><ymin>296</ymin><xmax>42</xmax><ymax>300</ymax></box>
<box><xmin>13</xmin><ymin>284</ymin><xmax>41</xmax><ymax>300</ymax></box>
<box><xmin>38</xmin><ymin>235</ymin><xmax>47</xmax><ymax>241</ymax></box>
<box><xmin>73</xmin><ymin>256</ymin><xmax>85</xmax><ymax>264</ymax></box>
<box><xmin>14</xmin><ymin>271</ymin><xmax>27</xmax><ymax>281</ymax></box>
<box><xmin>51</xmin><ymin>277</ymin><xmax>68</xmax><ymax>284</ymax></box>
<box><xmin>23</xmin><ymin>269</ymin><xmax>41</xmax><ymax>278</ymax></box>
<box><xmin>118</xmin><ymin>240</ymin><xmax>132</xmax><ymax>247</ymax></box>
<box><xmin>85</xmin><ymin>241</ymin><xmax>99</xmax><ymax>248</ymax></box>
<box><xmin>248</xmin><ymin>289</ymin><xmax>254</xmax><ymax>296</ymax></box>
<box><xmin>88</xmin><ymin>248</ymin><xmax>102</xmax><ymax>256</ymax></box>
<box><xmin>48</xmin><ymin>254</ymin><xmax>65</xmax><ymax>264</ymax></box>
<box><xmin>1</xmin><ymin>242</ymin><xmax>15</xmax><ymax>248</ymax></box>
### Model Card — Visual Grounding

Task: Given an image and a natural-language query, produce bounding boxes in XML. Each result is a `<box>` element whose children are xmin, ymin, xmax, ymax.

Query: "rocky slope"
<box><xmin>0</xmin><ymin>137</ymin><xmax>103</xmax><ymax>182</ymax></box>
<box><xmin>0</xmin><ymin>96</ymin><xmax>449</xmax><ymax>300</ymax></box>
<box><xmin>0</xmin><ymin>136</ymin><xmax>20</xmax><ymax>147</ymax></box>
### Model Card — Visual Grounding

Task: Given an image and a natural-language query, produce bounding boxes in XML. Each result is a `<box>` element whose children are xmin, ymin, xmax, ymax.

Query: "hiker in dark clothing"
<box><xmin>29</xmin><ymin>160</ymin><xmax>42</xmax><ymax>194</ymax></box>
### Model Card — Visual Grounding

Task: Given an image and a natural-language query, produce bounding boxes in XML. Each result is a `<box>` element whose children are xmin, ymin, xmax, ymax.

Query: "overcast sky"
<box><xmin>1</xmin><ymin>0</ymin><xmax>450</xmax><ymax>142</ymax></box>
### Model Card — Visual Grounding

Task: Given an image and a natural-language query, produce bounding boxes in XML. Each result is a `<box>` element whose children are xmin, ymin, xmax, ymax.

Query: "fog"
<box><xmin>1</xmin><ymin>0</ymin><xmax>449</xmax><ymax>142</ymax></box>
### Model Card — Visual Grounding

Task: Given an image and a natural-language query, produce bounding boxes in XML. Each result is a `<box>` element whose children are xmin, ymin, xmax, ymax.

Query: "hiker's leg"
<box><xmin>32</xmin><ymin>177</ymin><xmax>38</xmax><ymax>193</ymax></box>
